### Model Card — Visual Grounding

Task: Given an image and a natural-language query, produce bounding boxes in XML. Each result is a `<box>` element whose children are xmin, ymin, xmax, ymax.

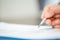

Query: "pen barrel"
<box><xmin>40</xmin><ymin>18</ymin><xmax>46</xmax><ymax>25</ymax></box>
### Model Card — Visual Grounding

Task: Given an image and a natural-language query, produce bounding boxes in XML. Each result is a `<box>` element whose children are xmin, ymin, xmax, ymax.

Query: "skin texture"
<box><xmin>41</xmin><ymin>5</ymin><xmax>60</xmax><ymax>28</ymax></box>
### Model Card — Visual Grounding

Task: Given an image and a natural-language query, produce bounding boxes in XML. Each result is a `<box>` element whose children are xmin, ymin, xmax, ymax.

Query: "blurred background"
<box><xmin>0</xmin><ymin>0</ymin><xmax>59</xmax><ymax>25</ymax></box>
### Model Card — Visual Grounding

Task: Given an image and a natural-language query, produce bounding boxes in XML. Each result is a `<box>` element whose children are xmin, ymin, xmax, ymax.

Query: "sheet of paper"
<box><xmin>0</xmin><ymin>22</ymin><xmax>60</xmax><ymax>39</ymax></box>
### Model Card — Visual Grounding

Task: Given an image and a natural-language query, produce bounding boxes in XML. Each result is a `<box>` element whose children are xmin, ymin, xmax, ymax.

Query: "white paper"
<box><xmin>0</xmin><ymin>22</ymin><xmax>60</xmax><ymax>39</ymax></box>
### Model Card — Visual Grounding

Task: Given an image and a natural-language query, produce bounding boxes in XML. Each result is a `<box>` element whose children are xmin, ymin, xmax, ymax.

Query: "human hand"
<box><xmin>41</xmin><ymin>5</ymin><xmax>60</xmax><ymax>28</ymax></box>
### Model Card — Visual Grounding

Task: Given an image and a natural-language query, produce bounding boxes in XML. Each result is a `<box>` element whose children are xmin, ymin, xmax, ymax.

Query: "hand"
<box><xmin>41</xmin><ymin>5</ymin><xmax>60</xmax><ymax>29</ymax></box>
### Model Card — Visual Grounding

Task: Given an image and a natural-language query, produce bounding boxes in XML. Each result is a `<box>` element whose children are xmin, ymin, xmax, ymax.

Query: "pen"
<box><xmin>38</xmin><ymin>18</ymin><xmax>46</xmax><ymax>28</ymax></box>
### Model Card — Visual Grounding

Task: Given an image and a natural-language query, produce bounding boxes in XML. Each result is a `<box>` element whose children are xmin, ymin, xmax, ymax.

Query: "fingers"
<box><xmin>45</xmin><ymin>18</ymin><xmax>54</xmax><ymax>25</ymax></box>
<box><xmin>52</xmin><ymin>19</ymin><xmax>60</xmax><ymax>28</ymax></box>
<box><xmin>45</xmin><ymin>19</ymin><xmax>52</xmax><ymax>25</ymax></box>
<box><xmin>52</xmin><ymin>19</ymin><xmax>60</xmax><ymax>25</ymax></box>
<box><xmin>41</xmin><ymin>5</ymin><xmax>55</xmax><ymax>19</ymax></box>
<box><xmin>44</xmin><ymin>11</ymin><xmax>54</xmax><ymax>18</ymax></box>
<box><xmin>45</xmin><ymin>19</ymin><xmax>60</xmax><ymax>28</ymax></box>
<box><xmin>54</xmin><ymin>14</ymin><xmax>60</xmax><ymax>18</ymax></box>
